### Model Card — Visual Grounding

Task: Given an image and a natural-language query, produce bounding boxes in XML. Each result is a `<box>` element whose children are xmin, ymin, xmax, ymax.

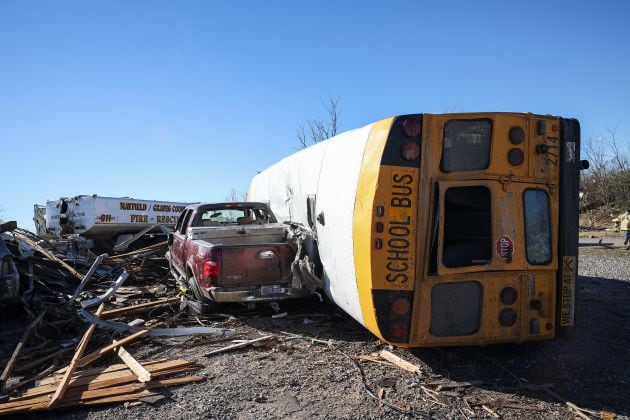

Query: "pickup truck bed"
<box><xmin>166</xmin><ymin>202</ymin><xmax>310</xmax><ymax>304</ymax></box>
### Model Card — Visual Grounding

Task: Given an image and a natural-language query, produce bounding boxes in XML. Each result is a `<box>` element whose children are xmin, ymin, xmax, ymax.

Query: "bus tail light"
<box><xmin>508</xmin><ymin>148</ymin><xmax>525</xmax><ymax>166</ymax></box>
<box><xmin>499</xmin><ymin>308</ymin><xmax>517</xmax><ymax>326</ymax></box>
<box><xmin>509</xmin><ymin>126</ymin><xmax>525</xmax><ymax>144</ymax></box>
<box><xmin>372</xmin><ymin>290</ymin><xmax>414</xmax><ymax>344</ymax></box>
<box><xmin>545</xmin><ymin>322</ymin><xmax>554</xmax><ymax>331</ymax></box>
<box><xmin>401</xmin><ymin>118</ymin><xmax>421</xmax><ymax>137</ymax></box>
<box><xmin>500</xmin><ymin>287</ymin><xmax>517</xmax><ymax>305</ymax></box>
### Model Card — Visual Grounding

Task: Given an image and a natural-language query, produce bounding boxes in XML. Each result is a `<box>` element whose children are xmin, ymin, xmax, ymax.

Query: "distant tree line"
<box><xmin>580</xmin><ymin>126</ymin><xmax>630</xmax><ymax>210</ymax></box>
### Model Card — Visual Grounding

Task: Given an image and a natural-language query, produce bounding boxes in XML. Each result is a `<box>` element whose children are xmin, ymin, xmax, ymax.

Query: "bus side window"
<box><xmin>307</xmin><ymin>195</ymin><xmax>317</xmax><ymax>230</ymax></box>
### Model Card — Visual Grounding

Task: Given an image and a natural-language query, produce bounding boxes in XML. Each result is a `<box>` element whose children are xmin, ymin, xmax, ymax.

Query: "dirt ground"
<box><xmin>4</xmin><ymin>246</ymin><xmax>630</xmax><ymax>420</ymax></box>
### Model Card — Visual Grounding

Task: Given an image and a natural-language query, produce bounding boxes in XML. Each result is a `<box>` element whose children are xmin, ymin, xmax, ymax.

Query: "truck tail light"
<box><xmin>203</xmin><ymin>260</ymin><xmax>219</xmax><ymax>279</ymax></box>
<box><xmin>203</xmin><ymin>247</ymin><xmax>222</xmax><ymax>281</ymax></box>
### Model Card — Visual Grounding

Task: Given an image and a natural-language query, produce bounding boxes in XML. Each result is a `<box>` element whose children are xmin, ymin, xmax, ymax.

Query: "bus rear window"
<box><xmin>441</xmin><ymin>119</ymin><xmax>492</xmax><ymax>172</ymax></box>
<box><xmin>524</xmin><ymin>190</ymin><xmax>551</xmax><ymax>264</ymax></box>
<box><xmin>443</xmin><ymin>186</ymin><xmax>492</xmax><ymax>268</ymax></box>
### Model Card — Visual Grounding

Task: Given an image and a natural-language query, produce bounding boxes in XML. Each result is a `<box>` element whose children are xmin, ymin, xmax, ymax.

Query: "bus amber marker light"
<box><xmin>392</xmin><ymin>297</ymin><xmax>411</xmax><ymax>316</ymax></box>
<box><xmin>402</xmin><ymin>142</ymin><xmax>420</xmax><ymax>160</ymax></box>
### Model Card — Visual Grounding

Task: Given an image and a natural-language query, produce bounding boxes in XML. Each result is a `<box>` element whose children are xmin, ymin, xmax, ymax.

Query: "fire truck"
<box><xmin>35</xmin><ymin>195</ymin><xmax>193</xmax><ymax>251</ymax></box>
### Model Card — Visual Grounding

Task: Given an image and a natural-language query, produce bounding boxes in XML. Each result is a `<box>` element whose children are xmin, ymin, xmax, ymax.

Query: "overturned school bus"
<box><xmin>35</xmin><ymin>195</ymin><xmax>193</xmax><ymax>251</ymax></box>
<box><xmin>249</xmin><ymin>112</ymin><xmax>587</xmax><ymax>347</ymax></box>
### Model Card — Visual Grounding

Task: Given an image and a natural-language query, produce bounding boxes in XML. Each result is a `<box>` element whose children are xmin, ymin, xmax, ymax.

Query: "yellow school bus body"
<box><xmin>250</xmin><ymin>112</ymin><xmax>580</xmax><ymax>347</ymax></box>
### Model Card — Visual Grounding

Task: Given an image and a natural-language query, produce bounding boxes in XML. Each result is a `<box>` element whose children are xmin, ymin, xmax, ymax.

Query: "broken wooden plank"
<box><xmin>112</xmin><ymin>225</ymin><xmax>156</xmax><ymax>252</ymax></box>
<box><xmin>2</xmin><ymin>360</ymin><xmax>199</xmax><ymax>404</ymax></box>
<box><xmin>0</xmin><ymin>311</ymin><xmax>47</xmax><ymax>390</ymax></box>
<box><xmin>204</xmin><ymin>335</ymin><xmax>274</xmax><ymax>357</ymax></box>
<box><xmin>378</xmin><ymin>350</ymin><xmax>421</xmax><ymax>373</ymax></box>
<box><xmin>77</xmin><ymin>329</ymin><xmax>148</xmax><ymax>368</ymax></box>
<box><xmin>353</xmin><ymin>355</ymin><xmax>396</xmax><ymax>367</ymax></box>
<box><xmin>114</xmin><ymin>343</ymin><xmax>151</xmax><ymax>383</ymax></box>
<box><xmin>101</xmin><ymin>297</ymin><xmax>181</xmax><ymax>320</ymax></box>
<box><xmin>47</xmin><ymin>304</ymin><xmax>105</xmax><ymax>408</ymax></box>
<box><xmin>0</xmin><ymin>375</ymin><xmax>205</xmax><ymax>414</ymax></box>
<box><xmin>35</xmin><ymin>359</ymin><xmax>189</xmax><ymax>389</ymax></box>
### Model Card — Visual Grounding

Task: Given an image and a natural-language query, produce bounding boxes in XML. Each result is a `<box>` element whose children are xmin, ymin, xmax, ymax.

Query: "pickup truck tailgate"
<box><xmin>219</xmin><ymin>244</ymin><xmax>293</xmax><ymax>286</ymax></box>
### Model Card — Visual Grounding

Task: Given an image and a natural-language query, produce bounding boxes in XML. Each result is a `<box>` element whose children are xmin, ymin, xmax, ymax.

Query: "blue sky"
<box><xmin>1</xmin><ymin>1</ymin><xmax>629</xmax><ymax>229</ymax></box>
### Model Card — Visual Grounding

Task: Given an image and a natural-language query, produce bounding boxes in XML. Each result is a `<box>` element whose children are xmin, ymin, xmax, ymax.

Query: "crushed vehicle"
<box><xmin>166</xmin><ymin>202</ymin><xmax>313</xmax><ymax>305</ymax></box>
<box><xmin>0</xmin><ymin>221</ymin><xmax>20</xmax><ymax>313</ymax></box>
<box><xmin>34</xmin><ymin>195</ymin><xmax>193</xmax><ymax>252</ymax></box>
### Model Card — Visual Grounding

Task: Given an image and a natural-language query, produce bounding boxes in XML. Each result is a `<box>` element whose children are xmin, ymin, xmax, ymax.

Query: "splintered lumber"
<box><xmin>204</xmin><ymin>335</ymin><xmax>274</xmax><ymax>357</ymax></box>
<box><xmin>114</xmin><ymin>343</ymin><xmax>151</xmax><ymax>383</ymax></box>
<box><xmin>101</xmin><ymin>297</ymin><xmax>181</xmax><ymax>320</ymax></box>
<box><xmin>378</xmin><ymin>350</ymin><xmax>421</xmax><ymax>373</ymax></box>
<box><xmin>0</xmin><ymin>311</ymin><xmax>46</xmax><ymax>390</ymax></box>
<box><xmin>47</xmin><ymin>304</ymin><xmax>105</xmax><ymax>408</ymax></box>
<box><xmin>15</xmin><ymin>359</ymin><xmax>198</xmax><ymax>400</ymax></box>
<box><xmin>77</xmin><ymin>329</ymin><xmax>148</xmax><ymax>368</ymax></box>
<box><xmin>354</xmin><ymin>355</ymin><xmax>396</xmax><ymax>367</ymax></box>
<box><xmin>0</xmin><ymin>375</ymin><xmax>205</xmax><ymax>414</ymax></box>
<box><xmin>16</xmin><ymin>233</ymin><xmax>84</xmax><ymax>281</ymax></box>
<box><xmin>0</xmin><ymin>359</ymin><xmax>201</xmax><ymax>412</ymax></box>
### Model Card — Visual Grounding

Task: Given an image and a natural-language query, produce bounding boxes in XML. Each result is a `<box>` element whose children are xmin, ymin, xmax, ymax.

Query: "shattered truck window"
<box><xmin>201</xmin><ymin>208</ymin><xmax>246</xmax><ymax>225</ymax></box>
<box><xmin>524</xmin><ymin>189</ymin><xmax>551</xmax><ymax>264</ymax></box>
<box><xmin>441</xmin><ymin>119</ymin><xmax>492</xmax><ymax>172</ymax></box>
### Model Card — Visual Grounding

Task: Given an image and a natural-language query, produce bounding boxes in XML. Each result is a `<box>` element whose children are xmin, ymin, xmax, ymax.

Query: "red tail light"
<box><xmin>202</xmin><ymin>247</ymin><xmax>222</xmax><ymax>281</ymax></box>
<box><xmin>203</xmin><ymin>260</ymin><xmax>219</xmax><ymax>279</ymax></box>
<box><xmin>373</xmin><ymin>290</ymin><xmax>413</xmax><ymax>343</ymax></box>
<box><xmin>401</xmin><ymin>118</ymin><xmax>421</xmax><ymax>137</ymax></box>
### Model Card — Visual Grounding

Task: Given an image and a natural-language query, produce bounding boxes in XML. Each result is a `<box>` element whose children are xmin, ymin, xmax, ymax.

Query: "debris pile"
<box><xmin>0</xmin><ymin>224</ymin><xmax>232</xmax><ymax>414</ymax></box>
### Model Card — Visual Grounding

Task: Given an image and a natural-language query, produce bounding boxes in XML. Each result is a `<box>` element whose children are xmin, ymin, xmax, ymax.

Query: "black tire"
<box><xmin>188</xmin><ymin>275</ymin><xmax>218</xmax><ymax>310</ymax></box>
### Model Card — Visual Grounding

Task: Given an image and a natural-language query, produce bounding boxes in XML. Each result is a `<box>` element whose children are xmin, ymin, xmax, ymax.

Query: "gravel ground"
<box><xmin>6</xmin><ymin>247</ymin><xmax>630</xmax><ymax>419</ymax></box>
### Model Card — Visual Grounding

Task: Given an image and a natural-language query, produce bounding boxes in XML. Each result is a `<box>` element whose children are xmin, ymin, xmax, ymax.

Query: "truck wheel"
<box><xmin>188</xmin><ymin>275</ymin><xmax>218</xmax><ymax>309</ymax></box>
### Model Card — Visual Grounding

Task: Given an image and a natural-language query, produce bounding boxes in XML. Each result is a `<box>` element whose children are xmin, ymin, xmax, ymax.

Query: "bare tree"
<box><xmin>296</xmin><ymin>95</ymin><xmax>341</xmax><ymax>148</ymax></box>
<box><xmin>224</xmin><ymin>189</ymin><xmax>248</xmax><ymax>202</ymax></box>
<box><xmin>581</xmin><ymin>125</ymin><xmax>630</xmax><ymax>209</ymax></box>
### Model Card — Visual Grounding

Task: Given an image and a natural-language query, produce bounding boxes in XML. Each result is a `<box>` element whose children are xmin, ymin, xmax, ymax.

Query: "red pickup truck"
<box><xmin>166</xmin><ymin>202</ymin><xmax>310</xmax><ymax>305</ymax></box>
